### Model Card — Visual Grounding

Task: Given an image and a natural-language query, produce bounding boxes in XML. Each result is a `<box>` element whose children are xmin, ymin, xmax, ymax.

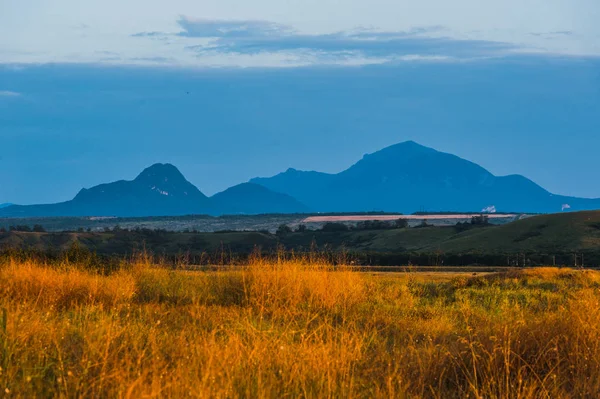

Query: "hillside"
<box><xmin>252</xmin><ymin>141</ymin><xmax>600</xmax><ymax>213</ymax></box>
<box><xmin>430</xmin><ymin>211</ymin><xmax>600</xmax><ymax>253</ymax></box>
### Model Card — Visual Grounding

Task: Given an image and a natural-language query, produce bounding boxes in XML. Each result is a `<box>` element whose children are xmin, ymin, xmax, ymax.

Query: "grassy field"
<box><xmin>1</xmin><ymin>256</ymin><xmax>600</xmax><ymax>398</ymax></box>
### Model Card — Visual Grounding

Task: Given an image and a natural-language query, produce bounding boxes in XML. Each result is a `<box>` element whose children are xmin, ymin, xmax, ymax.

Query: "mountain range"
<box><xmin>252</xmin><ymin>141</ymin><xmax>600</xmax><ymax>214</ymax></box>
<box><xmin>0</xmin><ymin>164</ymin><xmax>305</xmax><ymax>217</ymax></box>
<box><xmin>1</xmin><ymin>141</ymin><xmax>599</xmax><ymax>217</ymax></box>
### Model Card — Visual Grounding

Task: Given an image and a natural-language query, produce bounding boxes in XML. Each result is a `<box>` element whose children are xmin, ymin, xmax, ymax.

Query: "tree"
<box><xmin>276</xmin><ymin>224</ymin><xmax>293</xmax><ymax>236</ymax></box>
<box><xmin>33</xmin><ymin>224</ymin><xmax>46</xmax><ymax>233</ymax></box>
<box><xmin>415</xmin><ymin>220</ymin><xmax>430</xmax><ymax>229</ymax></box>
<box><xmin>394</xmin><ymin>218</ymin><xmax>408</xmax><ymax>229</ymax></box>
<box><xmin>296</xmin><ymin>224</ymin><xmax>307</xmax><ymax>233</ymax></box>
<box><xmin>471</xmin><ymin>215</ymin><xmax>490</xmax><ymax>226</ymax></box>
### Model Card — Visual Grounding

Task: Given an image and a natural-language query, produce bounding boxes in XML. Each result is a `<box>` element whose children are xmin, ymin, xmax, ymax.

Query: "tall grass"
<box><xmin>0</xmin><ymin>255</ymin><xmax>599</xmax><ymax>398</ymax></box>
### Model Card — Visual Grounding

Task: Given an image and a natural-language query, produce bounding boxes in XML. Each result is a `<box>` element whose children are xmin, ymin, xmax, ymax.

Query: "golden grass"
<box><xmin>1</xmin><ymin>256</ymin><xmax>600</xmax><ymax>398</ymax></box>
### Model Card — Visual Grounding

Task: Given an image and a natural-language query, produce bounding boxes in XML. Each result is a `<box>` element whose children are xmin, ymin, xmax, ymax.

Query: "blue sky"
<box><xmin>1</xmin><ymin>0</ymin><xmax>599</xmax><ymax>204</ymax></box>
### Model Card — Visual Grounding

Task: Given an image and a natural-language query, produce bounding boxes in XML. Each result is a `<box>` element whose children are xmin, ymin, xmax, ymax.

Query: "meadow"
<box><xmin>1</xmin><ymin>254</ymin><xmax>600</xmax><ymax>398</ymax></box>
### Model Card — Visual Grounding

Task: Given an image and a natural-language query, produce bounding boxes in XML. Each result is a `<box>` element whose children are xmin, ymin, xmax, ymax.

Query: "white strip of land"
<box><xmin>303</xmin><ymin>214</ymin><xmax>517</xmax><ymax>223</ymax></box>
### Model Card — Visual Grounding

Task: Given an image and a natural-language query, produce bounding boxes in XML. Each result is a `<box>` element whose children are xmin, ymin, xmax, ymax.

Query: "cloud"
<box><xmin>177</xmin><ymin>17</ymin><xmax>292</xmax><ymax>38</ymax></box>
<box><xmin>126</xmin><ymin>17</ymin><xmax>599</xmax><ymax>67</ymax></box>
<box><xmin>131</xmin><ymin>31</ymin><xmax>165</xmax><ymax>38</ymax></box>
<box><xmin>171</xmin><ymin>17</ymin><xmax>515</xmax><ymax>62</ymax></box>
<box><xmin>530</xmin><ymin>31</ymin><xmax>574</xmax><ymax>37</ymax></box>
<box><xmin>195</xmin><ymin>32</ymin><xmax>513</xmax><ymax>58</ymax></box>
<box><xmin>131</xmin><ymin>56</ymin><xmax>174</xmax><ymax>64</ymax></box>
<box><xmin>0</xmin><ymin>90</ymin><xmax>20</xmax><ymax>97</ymax></box>
<box><xmin>551</xmin><ymin>31</ymin><xmax>574</xmax><ymax>36</ymax></box>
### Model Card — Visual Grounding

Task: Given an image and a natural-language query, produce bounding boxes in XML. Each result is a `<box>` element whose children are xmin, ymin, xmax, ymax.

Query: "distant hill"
<box><xmin>251</xmin><ymin>141</ymin><xmax>600</xmax><ymax>214</ymax></box>
<box><xmin>0</xmin><ymin>203</ymin><xmax>12</xmax><ymax>209</ymax></box>
<box><xmin>210</xmin><ymin>183</ymin><xmax>309</xmax><ymax>215</ymax></box>
<box><xmin>0</xmin><ymin>164</ymin><xmax>212</xmax><ymax>217</ymax></box>
<box><xmin>0</xmin><ymin>165</ymin><xmax>308</xmax><ymax>218</ymax></box>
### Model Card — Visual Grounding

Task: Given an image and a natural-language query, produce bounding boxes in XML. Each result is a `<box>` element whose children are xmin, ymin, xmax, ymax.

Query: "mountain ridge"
<box><xmin>0</xmin><ymin>164</ymin><xmax>212</xmax><ymax>218</ymax></box>
<box><xmin>0</xmin><ymin>165</ymin><xmax>309</xmax><ymax>217</ymax></box>
<box><xmin>251</xmin><ymin>141</ymin><xmax>600</xmax><ymax>213</ymax></box>
<box><xmin>1</xmin><ymin>141</ymin><xmax>599</xmax><ymax>217</ymax></box>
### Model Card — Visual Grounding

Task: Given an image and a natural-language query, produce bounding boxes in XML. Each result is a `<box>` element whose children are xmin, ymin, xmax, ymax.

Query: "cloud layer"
<box><xmin>176</xmin><ymin>17</ymin><xmax>516</xmax><ymax>62</ymax></box>
<box><xmin>1</xmin><ymin>0</ymin><xmax>597</xmax><ymax>67</ymax></box>
<box><xmin>120</xmin><ymin>17</ymin><xmax>527</xmax><ymax>66</ymax></box>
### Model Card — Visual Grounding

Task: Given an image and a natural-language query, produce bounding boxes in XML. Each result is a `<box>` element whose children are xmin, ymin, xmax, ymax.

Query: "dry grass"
<box><xmin>1</xmin><ymin>256</ymin><xmax>600</xmax><ymax>398</ymax></box>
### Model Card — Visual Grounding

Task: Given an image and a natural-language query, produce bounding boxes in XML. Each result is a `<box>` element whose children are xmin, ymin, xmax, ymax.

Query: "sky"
<box><xmin>1</xmin><ymin>0</ymin><xmax>599</xmax><ymax>204</ymax></box>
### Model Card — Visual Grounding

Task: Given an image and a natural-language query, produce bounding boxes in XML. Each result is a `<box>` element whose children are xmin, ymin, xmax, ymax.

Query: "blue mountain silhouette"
<box><xmin>1</xmin><ymin>141</ymin><xmax>599</xmax><ymax>217</ymax></box>
<box><xmin>251</xmin><ymin>141</ymin><xmax>600</xmax><ymax>213</ymax></box>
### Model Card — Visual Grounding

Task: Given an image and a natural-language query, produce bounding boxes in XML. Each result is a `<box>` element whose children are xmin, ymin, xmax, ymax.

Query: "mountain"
<box><xmin>0</xmin><ymin>203</ymin><xmax>12</xmax><ymax>209</ymax></box>
<box><xmin>0</xmin><ymin>165</ymin><xmax>309</xmax><ymax>218</ymax></box>
<box><xmin>210</xmin><ymin>183</ymin><xmax>310</xmax><ymax>215</ymax></box>
<box><xmin>0</xmin><ymin>164</ymin><xmax>212</xmax><ymax>217</ymax></box>
<box><xmin>251</xmin><ymin>141</ymin><xmax>600</xmax><ymax>213</ymax></box>
<box><xmin>3</xmin><ymin>141</ymin><xmax>600</xmax><ymax>218</ymax></box>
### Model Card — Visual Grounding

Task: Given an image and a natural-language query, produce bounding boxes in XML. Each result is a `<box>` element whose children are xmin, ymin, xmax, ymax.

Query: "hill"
<box><xmin>0</xmin><ymin>203</ymin><xmax>12</xmax><ymax>209</ymax></box>
<box><xmin>210</xmin><ymin>183</ymin><xmax>309</xmax><ymax>215</ymax></box>
<box><xmin>251</xmin><ymin>141</ymin><xmax>600</xmax><ymax>213</ymax></box>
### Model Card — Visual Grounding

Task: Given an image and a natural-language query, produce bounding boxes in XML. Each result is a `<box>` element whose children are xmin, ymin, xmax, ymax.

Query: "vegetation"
<box><xmin>4</xmin><ymin>211</ymin><xmax>600</xmax><ymax>266</ymax></box>
<box><xmin>0</xmin><ymin>214</ymin><xmax>306</xmax><ymax>234</ymax></box>
<box><xmin>1</xmin><ymin>253</ymin><xmax>600</xmax><ymax>397</ymax></box>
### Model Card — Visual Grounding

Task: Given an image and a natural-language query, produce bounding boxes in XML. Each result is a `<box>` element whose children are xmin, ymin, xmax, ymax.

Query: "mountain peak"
<box><xmin>372</xmin><ymin>140</ymin><xmax>435</xmax><ymax>155</ymax></box>
<box><xmin>135</xmin><ymin>163</ymin><xmax>187</xmax><ymax>184</ymax></box>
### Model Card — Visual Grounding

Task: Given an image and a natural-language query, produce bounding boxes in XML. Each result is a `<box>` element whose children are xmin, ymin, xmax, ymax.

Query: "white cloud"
<box><xmin>0</xmin><ymin>91</ymin><xmax>21</xmax><ymax>97</ymax></box>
